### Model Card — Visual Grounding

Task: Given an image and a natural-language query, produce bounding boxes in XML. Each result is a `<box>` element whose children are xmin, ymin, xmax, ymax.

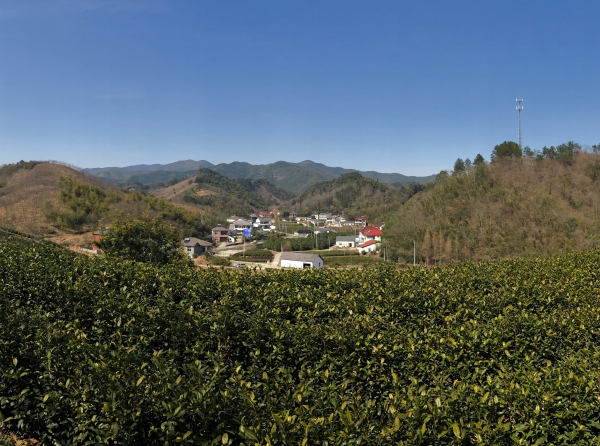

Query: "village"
<box><xmin>180</xmin><ymin>209</ymin><xmax>384</xmax><ymax>269</ymax></box>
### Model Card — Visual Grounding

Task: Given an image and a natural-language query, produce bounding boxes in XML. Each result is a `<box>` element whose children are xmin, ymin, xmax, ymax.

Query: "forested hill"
<box><xmin>385</xmin><ymin>150</ymin><xmax>600</xmax><ymax>264</ymax></box>
<box><xmin>285</xmin><ymin>172</ymin><xmax>424</xmax><ymax>223</ymax></box>
<box><xmin>86</xmin><ymin>159</ymin><xmax>436</xmax><ymax>193</ymax></box>
<box><xmin>151</xmin><ymin>168</ymin><xmax>291</xmax><ymax>219</ymax></box>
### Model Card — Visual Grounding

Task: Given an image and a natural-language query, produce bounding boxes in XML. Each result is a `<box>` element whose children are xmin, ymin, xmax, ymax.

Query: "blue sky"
<box><xmin>1</xmin><ymin>0</ymin><xmax>599</xmax><ymax>175</ymax></box>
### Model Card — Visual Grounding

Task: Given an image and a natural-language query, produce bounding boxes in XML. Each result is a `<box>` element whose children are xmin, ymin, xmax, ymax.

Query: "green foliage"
<box><xmin>186</xmin><ymin>169</ymin><xmax>284</xmax><ymax>217</ymax></box>
<box><xmin>263</xmin><ymin>233</ymin><xmax>337</xmax><ymax>251</ymax></box>
<box><xmin>129</xmin><ymin>170</ymin><xmax>197</xmax><ymax>188</ymax></box>
<box><xmin>585</xmin><ymin>162</ymin><xmax>600</xmax><ymax>181</ymax></box>
<box><xmin>0</xmin><ymin>160</ymin><xmax>39</xmax><ymax>176</ymax></box>
<box><xmin>0</xmin><ymin>436</ymin><xmax>16</xmax><ymax>446</ymax></box>
<box><xmin>96</xmin><ymin>218</ymin><xmax>188</xmax><ymax>265</ymax></box>
<box><xmin>324</xmin><ymin>254</ymin><xmax>381</xmax><ymax>267</ymax></box>
<box><xmin>453</xmin><ymin>158</ymin><xmax>465</xmax><ymax>174</ymax></box>
<box><xmin>45</xmin><ymin>177</ymin><xmax>121</xmax><ymax>230</ymax></box>
<box><xmin>288</xmin><ymin>172</ymin><xmax>416</xmax><ymax>223</ymax></box>
<box><xmin>231</xmin><ymin>248</ymin><xmax>274</xmax><ymax>260</ymax></box>
<box><xmin>491</xmin><ymin>141</ymin><xmax>522</xmax><ymax>161</ymax></box>
<box><xmin>5</xmin><ymin>240</ymin><xmax>600</xmax><ymax>443</ymax></box>
<box><xmin>541</xmin><ymin>141</ymin><xmax>581</xmax><ymax>165</ymax></box>
<box><xmin>206</xmin><ymin>255</ymin><xmax>231</xmax><ymax>266</ymax></box>
<box><xmin>0</xmin><ymin>180</ymin><xmax>5</xmax><ymax>189</ymax></box>
<box><xmin>44</xmin><ymin>177</ymin><xmax>214</xmax><ymax>236</ymax></box>
<box><xmin>473</xmin><ymin>153</ymin><xmax>485</xmax><ymax>165</ymax></box>
<box><xmin>386</xmin><ymin>150</ymin><xmax>600</xmax><ymax>264</ymax></box>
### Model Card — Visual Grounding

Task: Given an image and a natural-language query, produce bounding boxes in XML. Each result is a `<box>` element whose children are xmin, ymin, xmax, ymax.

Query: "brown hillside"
<box><xmin>0</xmin><ymin>163</ymin><xmax>113</xmax><ymax>237</ymax></box>
<box><xmin>0</xmin><ymin>162</ymin><xmax>216</xmax><ymax>245</ymax></box>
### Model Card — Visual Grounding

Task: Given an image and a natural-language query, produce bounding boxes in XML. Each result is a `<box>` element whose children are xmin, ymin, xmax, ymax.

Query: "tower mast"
<box><xmin>516</xmin><ymin>98</ymin><xmax>523</xmax><ymax>149</ymax></box>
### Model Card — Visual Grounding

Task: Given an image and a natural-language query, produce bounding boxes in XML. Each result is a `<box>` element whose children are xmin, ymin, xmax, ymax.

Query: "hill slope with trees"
<box><xmin>0</xmin><ymin>161</ymin><xmax>217</xmax><ymax>242</ymax></box>
<box><xmin>385</xmin><ymin>144</ymin><xmax>600</xmax><ymax>264</ymax></box>
<box><xmin>151</xmin><ymin>168</ymin><xmax>291</xmax><ymax>219</ymax></box>
<box><xmin>285</xmin><ymin>172</ymin><xmax>423</xmax><ymax>222</ymax></box>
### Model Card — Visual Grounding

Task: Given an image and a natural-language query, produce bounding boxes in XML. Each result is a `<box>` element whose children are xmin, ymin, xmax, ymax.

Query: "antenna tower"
<box><xmin>516</xmin><ymin>98</ymin><xmax>523</xmax><ymax>149</ymax></box>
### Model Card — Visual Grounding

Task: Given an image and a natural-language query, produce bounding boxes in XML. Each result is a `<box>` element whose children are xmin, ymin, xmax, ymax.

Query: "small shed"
<box><xmin>280</xmin><ymin>252</ymin><xmax>324</xmax><ymax>269</ymax></box>
<box><xmin>183</xmin><ymin>237</ymin><xmax>213</xmax><ymax>257</ymax></box>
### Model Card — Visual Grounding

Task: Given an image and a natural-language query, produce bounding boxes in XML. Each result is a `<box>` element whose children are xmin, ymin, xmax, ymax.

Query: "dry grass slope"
<box><xmin>0</xmin><ymin>163</ymin><xmax>114</xmax><ymax>237</ymax></box>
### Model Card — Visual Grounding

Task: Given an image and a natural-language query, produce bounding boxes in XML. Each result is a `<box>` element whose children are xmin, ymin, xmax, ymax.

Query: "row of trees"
<box><xmin>452</xmin><ymin>141</ymin><xmax>597</xmax><ymax>175</ymax></box>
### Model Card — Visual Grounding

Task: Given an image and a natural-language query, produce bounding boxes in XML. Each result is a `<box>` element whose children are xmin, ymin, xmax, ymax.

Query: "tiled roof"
<box><xmin>336</xmin><ymin>236</ymin><xmax>356</xmax><ymax>242</ymax></box>
<box><xmin>360</xmin><ymin>226</ymin><xmax>382</xmax><ymax>237</ymax></box>
<box><xmin>357</xmin><ymin>240</ymin><xmax>378</xmax><ymax>248</ymax></box>
<box><xmin>184</xmin><ymin>237</ymin><xmax>213</xmax><ymax>247</ymax></box>
<box><xmin>280</xmin><ymin>253</ymin><xmax>322</xmax><ymax>262</ymax></box>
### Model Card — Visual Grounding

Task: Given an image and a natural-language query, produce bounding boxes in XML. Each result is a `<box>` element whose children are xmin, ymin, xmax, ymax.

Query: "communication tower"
<box><xmin>516</xmin><ymin>98</ymin><xmax>523</xmax><ymax>149</ymax></box>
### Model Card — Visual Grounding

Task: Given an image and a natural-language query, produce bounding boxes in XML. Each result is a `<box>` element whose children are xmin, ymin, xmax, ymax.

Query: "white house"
<box><xmin>230</xmin><ymin>219</ymin><xmax>253</xmax><ymax>233</ymax></box>
<box><xmin>358</xmin><ymin>225</ymin><xmax>382</xmax><ymax>244</ymax></box>
<box><xmin>335</xmin><ymin>235</ymin><xmax>356</xmax><ymax>248</ymax></box>
<box><xmin>280</xmin><ymin>252</ymin><xmax>324</xmax><ymax>269</ymax></box>
<box><xmin>253</xmin><ymin>217</ymin><xmax>272</xmax><ymax>231</ymax></box>
<box><xmin>356</xmin><ymin>225</ymin><xmax>382</xmax><ymax>253</ymax></box>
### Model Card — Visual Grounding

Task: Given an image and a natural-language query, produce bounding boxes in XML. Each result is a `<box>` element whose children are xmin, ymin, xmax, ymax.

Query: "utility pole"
<box><xmin>516</xmin><ymin>98</ymin><xmax>523</xmax><ymax>150</ymax></box>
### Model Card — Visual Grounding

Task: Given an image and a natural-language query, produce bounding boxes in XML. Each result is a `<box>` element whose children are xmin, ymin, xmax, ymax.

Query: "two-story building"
<box><xmin>231</xmin><ymin>219</ymin><xmax>253</xmax><ymax>233</ymax></box>
<box><xmin>357</xmin><ymin>225</ymin><xmax>382</xmax><ymax>253</ymax></box>
<box><xmin>211</xmin><ymin>225</ymin><xmax>230</xmax><ymax>243</ymax></box>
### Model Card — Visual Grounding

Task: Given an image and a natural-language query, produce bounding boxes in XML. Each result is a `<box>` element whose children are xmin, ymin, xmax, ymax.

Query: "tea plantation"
<box><xmin>2</xmin><ymin>238</ymin><xmax>600</xmax><ymax>444</ymax></box>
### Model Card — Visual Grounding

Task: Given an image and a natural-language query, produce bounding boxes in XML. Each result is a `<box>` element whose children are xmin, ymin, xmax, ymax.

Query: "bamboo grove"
<box><xmin>2</xmin><ymin>238</ymin><xmax>600</xmax><ymax>444</ymax></box>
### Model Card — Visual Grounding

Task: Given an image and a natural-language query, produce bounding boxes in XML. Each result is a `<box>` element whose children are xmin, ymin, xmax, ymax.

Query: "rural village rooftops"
<box><xmin>336</xmin><ymin>235</ymin><xmax>356</xmax><ymax>242</ymax></box>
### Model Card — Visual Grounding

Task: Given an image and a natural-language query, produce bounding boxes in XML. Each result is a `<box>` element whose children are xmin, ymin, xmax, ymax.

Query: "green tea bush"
<box><xmin>3</xmin><ymin>239</ymin><xmax>600</xmax><ymax>444</ymax></box>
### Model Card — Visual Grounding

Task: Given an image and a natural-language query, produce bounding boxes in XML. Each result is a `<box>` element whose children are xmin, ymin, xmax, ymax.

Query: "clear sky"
<box><xmin>1</xmin><ymin>0</ymin><xmax>599</xmax><ymax>175</ymax></box>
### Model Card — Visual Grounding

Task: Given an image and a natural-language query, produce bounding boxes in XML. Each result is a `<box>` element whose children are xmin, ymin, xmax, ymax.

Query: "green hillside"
<box><xmin>210</xmin><ymin>160</ymin><xmax>335</xmax><ymax>193</ymax></box>
<box><xmin>86</xmin><ymin>160</ymin><xmax>214</xmax><ymax>184</ymax></box>
<box><xmin>285</xmin><ymin>172</ymin><xmax>423</xmax><ymax>222</ymax></box>
<box><xmin>127</xmin><ymin>170</ymin><xmax>198</xmax><ymax>187</ymax></box>
<box><xmin>86</xmin><ymin>159</ymin><xmax>436</xmax><ymax>193</ymax></box>
<box><xmin>158</xmin><ymin>169</ymin><xmax>290</xmax><ymax>219</ymax></box>
<box><xmin>385</xmin><ymin>147</ymin><xmax>600</xmax><ymax>264</ymax></box>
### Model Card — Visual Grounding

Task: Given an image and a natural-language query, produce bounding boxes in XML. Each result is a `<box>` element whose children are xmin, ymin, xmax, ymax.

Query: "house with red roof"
<box><xmin>356</xmin><ymin>225</ymin><xmax>383</xmax><ymax>253</ymax></box>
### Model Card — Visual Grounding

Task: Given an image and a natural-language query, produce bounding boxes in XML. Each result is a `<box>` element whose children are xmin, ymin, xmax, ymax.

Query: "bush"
<box><xmin>96</xmin><ymin>218</ymin><xmax>188</xmax><ymax>265</ymax></box>
<box><xmin>5</xmin><ymin>240</ymin><xmax>600</xmax><ymax>443</ymax></box>
<box><xmin>206</xmin><ymin>255</ymin><xmax>230</xmax><ymax>266</ymax></box>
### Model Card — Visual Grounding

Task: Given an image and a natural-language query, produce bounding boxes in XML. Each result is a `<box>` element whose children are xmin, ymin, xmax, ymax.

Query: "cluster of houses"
<box><xmin>293</xmin><ymin>213</ymin><xmax>368</xmax><ymax>228</ymax></box>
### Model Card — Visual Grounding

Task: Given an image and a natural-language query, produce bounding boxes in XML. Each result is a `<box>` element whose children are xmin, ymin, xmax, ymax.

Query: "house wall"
<box><xmin>357</xmin><ymin>243</ymin><xmax>378</xmax><ymax>254</ymax></box>
<box><xmin>281</xmin><ymin>258</ymin><xmax>323</xmax><ymax>269</ymax></box>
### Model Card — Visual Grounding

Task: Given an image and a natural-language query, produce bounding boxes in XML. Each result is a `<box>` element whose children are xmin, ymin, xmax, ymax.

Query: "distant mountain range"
<box><xmin>85</xmin><ymin>160</ymin><xmax>436</xmax><ymax>193</ymax></box>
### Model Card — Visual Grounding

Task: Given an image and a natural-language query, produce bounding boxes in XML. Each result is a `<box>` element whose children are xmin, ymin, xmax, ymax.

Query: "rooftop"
<box><xmin>184</xmin><ymin>237</ymin><xmax>213</xmax><ymax>247</ymax></box>
<box><xmin>361</xmin><ymin>226</ymin><xmax>382</xmax><ymax>237</ymax></box>
<box><xmin>280</xmin><ymin>252</ymin><xmax>322</xmax><ymax>262</ymax></box>
<box><xmin>357</xmin><ymin>240</ymin><xmax>378</xmax><ymax>248</ymax></box>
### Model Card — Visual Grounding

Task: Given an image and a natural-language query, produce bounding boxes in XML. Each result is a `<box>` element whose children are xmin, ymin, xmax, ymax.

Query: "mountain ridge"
<box><xmin>85</xmin><ymin>159</ymin><xmax>435</xmax><ymax>193</ymax></box>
